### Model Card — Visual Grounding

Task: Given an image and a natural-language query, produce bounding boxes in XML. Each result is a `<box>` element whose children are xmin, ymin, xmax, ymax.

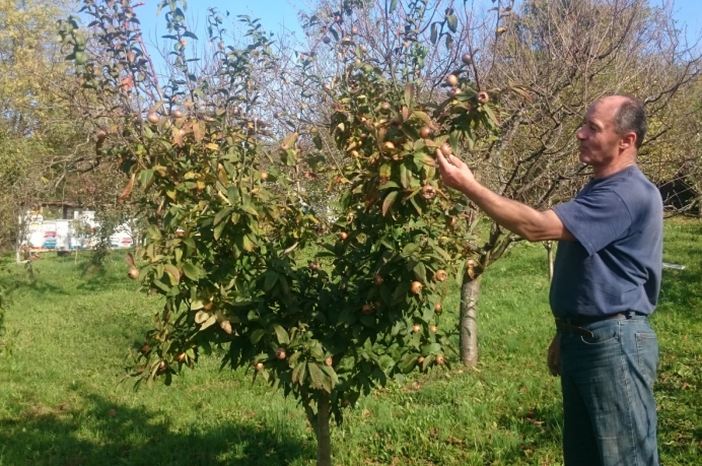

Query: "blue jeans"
<box><xmin>559</xmin><ymin>315</ymin><xmax>659</xmax><ymax>466</ymax></box>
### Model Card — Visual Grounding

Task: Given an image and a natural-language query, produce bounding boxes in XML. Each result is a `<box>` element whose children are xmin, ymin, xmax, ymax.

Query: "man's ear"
<box><xmin>619</xmin><ymin>131</ymin><xmax>636</xmax><ymax>150</ymax></box>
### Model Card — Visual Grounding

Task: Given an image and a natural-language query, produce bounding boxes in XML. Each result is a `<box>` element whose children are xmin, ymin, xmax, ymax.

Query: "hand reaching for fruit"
<box><xmin>435</xmin><ymin>147</ymin><xmax>476</xmax><ymax>193</ymax></box>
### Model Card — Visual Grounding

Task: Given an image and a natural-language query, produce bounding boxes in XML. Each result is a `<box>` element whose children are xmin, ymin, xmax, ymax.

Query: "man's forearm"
<box><xmin>458</xmin><ymin>179</ymin><xmax>565</xmax><ymax>242</ymax></box>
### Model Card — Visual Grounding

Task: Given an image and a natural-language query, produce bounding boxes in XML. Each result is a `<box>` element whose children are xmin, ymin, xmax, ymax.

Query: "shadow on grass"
<box><xmin>0</xmin><ymin>392</ymin><xmax>314</xmax><ymax>466</ymax></box>
<box><xmin>495</xmin><ymin>403</ymin><xmax>562</xmax><ymax>464</ymax></box>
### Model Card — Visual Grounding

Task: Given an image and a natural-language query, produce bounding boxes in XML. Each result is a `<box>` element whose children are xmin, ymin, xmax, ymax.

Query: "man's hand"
<box><xmin>547</xmin><ymin>334</ymin><xmax>561</xmax><ymax>377</ymax></box>
<box><xmin>435</xmin><ymin>148</ymin><xmax>476</xmax><ymax>193</ymax></box>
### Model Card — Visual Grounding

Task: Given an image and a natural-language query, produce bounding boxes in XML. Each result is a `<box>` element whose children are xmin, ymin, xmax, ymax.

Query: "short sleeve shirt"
<box><xmin>550</xmin><ymin>166</ymin><xmax>663</xmax><ymax>318</ymax></box>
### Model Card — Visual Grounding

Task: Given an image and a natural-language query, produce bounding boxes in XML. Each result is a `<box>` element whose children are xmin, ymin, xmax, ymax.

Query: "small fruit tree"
<box><xmin>62</xmin><ymin>1</ymin><xmax>496</xmax><ymax>464</ymax></box>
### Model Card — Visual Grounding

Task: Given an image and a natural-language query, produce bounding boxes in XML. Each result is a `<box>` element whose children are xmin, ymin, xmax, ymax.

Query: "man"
<box><xmin>436</xmin><ymin>95</ymin><xmax>662</xmax><ymax>466</ymax></box>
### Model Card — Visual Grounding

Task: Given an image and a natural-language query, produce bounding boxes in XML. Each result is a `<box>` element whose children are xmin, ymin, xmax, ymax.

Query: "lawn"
<box><xmin>0</xmin><ymin>218</ymin><xmax>700</xmax><ymax>465</ymax></box>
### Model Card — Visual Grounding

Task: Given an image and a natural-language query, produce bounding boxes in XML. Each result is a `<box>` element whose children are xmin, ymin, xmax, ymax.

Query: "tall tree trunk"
<box><xmin>459</xmin><ymin>270</ymin><xmax>481</xmax><ymax>368</ymax></box>
<box><xmin>544</xmin><ymin>240</ymin><xmax>555</xmax><ymax>281</ymax></box>
<box><xmin>314</xmin><ymin>393</ymin><xmax>332</xmax><ymax>466</ymax></box>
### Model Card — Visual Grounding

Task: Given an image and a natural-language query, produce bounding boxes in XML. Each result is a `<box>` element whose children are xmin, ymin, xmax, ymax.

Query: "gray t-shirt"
<box><xmin>550</xmin><ymin>165</ymin><xmax>663</xmax><ymax>318</ymax></box>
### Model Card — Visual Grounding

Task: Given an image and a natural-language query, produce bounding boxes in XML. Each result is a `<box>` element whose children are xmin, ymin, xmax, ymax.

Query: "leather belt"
<box><xmin>555</xmin><ymin>311</ymin><xmax>645</xmax><ymax>338</ymax></box>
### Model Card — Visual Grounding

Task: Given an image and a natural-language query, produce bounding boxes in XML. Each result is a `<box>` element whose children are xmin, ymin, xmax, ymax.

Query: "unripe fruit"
<box><xmin>477</xmin><ymin>91</ymin><xmax>490</xmax><ymax>104</ymax></box>
<box><xmin>410</xmin><ymin>280</ymin><xmax>423</xmax><ymax>295</ymax></box>
<box><xmin>419</xmin><ymin>126</ymin><xmax>432</xmax><ymax>139</ymax></box>
<box><xmin>461</xmin><ymin>53</ymin><xmax>472</xmax><ymax>65</ymax></box>
<box><xmin>433</xmin><ymin>269</ymin><xmax>448</xmax><ymax>282</ymax></box>
<box><xmin>412</xmin><ymin>323</ymin><xmax>422</xmax><ymax>333</ymax></box>
<box><xmin>275</xmin><ymin>348</ymin><xmax>287</xmax><ymax>360</ymax></box>
<box><xmin>439</xmin><ymin>142</ymin><xmax>452</xmax><ymax>156</ymax></box>
<box><xmin>127</xmin><ymin>266</ymin><xmax>139</xmax><ymax>280</ymax></box>
<box><xmin>146</xmin><ymin>112</ymin><xmax>160</xmax><ymax>124</ymax></box>
<box><xmin>429</xmin><ymin>324</ymin><xmax>438</xmax><ymax>333</ymax></box>
<box><xmin>220</xmin><ymin>320</ymin><xmax>233</xmax><ymax>335</ymax></box>
<box><xmin>446</xmin><ymin>74</ymin><xmax>459</xmax><ymax>87</ymax></box>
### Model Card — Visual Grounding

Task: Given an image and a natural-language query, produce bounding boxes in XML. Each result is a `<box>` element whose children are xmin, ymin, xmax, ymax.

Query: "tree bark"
<box><xmin>545</xmin><ymin>240</ymin><xmax>555</xmax><ymax>281</ymax></box>
<box><xmin>314</xmin><ymin>393</ymin><xmax>332</xmax><ymax>466</ymax></box>
<box><xmin>459</xmin><ymin>271</ymin><xmax>481</xmax><ymax>368</ymax></box>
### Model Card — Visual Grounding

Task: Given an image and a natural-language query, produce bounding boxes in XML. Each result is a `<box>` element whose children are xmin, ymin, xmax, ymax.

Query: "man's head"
<box><xmin>576</xmin><ymin>95</ymin><xmax>646</xmax><ymax>177</ymax></box>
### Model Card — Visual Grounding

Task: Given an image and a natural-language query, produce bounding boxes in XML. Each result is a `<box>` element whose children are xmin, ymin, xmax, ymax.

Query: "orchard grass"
<box><xmin>0</xmin><ymin>218</ymin><xmax>699</xmax><ymax>466</ymax></box>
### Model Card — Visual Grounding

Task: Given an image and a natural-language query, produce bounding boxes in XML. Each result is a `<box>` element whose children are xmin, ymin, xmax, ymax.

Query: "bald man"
<box><xmin>437</xmin><ymin>95</ymin><xmax>662</xmax><ymax>466</ymax></box>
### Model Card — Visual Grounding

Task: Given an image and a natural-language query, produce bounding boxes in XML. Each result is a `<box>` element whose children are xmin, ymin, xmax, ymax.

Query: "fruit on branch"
<box><xmin>146</xmin><ymin>112</ymin><xmax>160</xmax><ymax>124</ymax></box>
<box><xmin>127</xmin><ymin>266</ymin><xmax>140</xmax><ymax>280</ymax></box>
<box><xmin>373</xmin><ymin>274</ymin><xmax>384</xmax><ymax>286</ymax></box>
<box><xmin>176</xmin><ymin>352</ymin><xmax>187</xmax><ymax>363</ymax></box>
<box><xmin>275</xmin><ymin>348</ymin><xmax>287</xmax><ymax>360</ymax></box>
<box><xmin>461</xmin><ymin>53</ymin><xmax>473</xmax><ymax>65</ymax></box>
<box><xmin>157</xmin><ymin>360</ymin><xmax>167</xmax><ymax>374</ymax></box>
<box><xmin>325</xmin><ymin>356</ymin><xmax>333</xmax><ymax>367</ymax></box>
<box><xmin>435</xmin><ymin>354</ymin><xmax>445</xmax><ymax>365</ymax></box>
<box><xmin>433</xmin><ymin>269</ymin><xmax>448</xmax><ymax>282</ymax></box>
<box><xmin>446</xmin><ymin>74</ymin><xmax>459</xmax><ymax>87</ymax></box>
<box><xmin>219</xmin><ymin>320</ymin><xmax>233</xmax><ymax>335</ymax></box>
<box><xmin>172</xmin><ymin>109</ymin><xmax>184</xmax><ymax>119</ymax></box>
<box><xmin>477</xmin><ymin>91</ymin><xmax>490</xmax><ymax>104</ymax></box>
<box><xmin>410</xmin><ymin>281</ymin><xmax>423</xmax><ymax>295</ymax></box>
<box><xmin>412</xmin><ymin>323</ymin><xmax>422</xmax><ymax>333</ymax></box>
<box><xmin>439</xmin><ymin>143</ymin><xmax>452</xmax><ymax>156</ymax></box>
<box><xmin>255</xmin><ymin>362</ymin><xmax>264</xmax><ymax>371</ymax></box>
<box><xmin>338</xmin><ymin>231</ymin><xmax>349</xmax><ymax>241</ymax></box>
<box><xmin>419</xmin><ymin>126</ymin><xmax>433</xmax><ymax>138</ymax></box>
<box><xmin>361</xmin><ymin>303</ymin><xmax>375</xmax><ymax>315</ymax></box>
<box><xmin>260</xmin><ymin>171</ymin><xmax>269</xmax><ymax>181</ymax></box>
<box><xmin>383</xmin><ymin>141</ymin><xmax>396</xmax><ymax>151</ymax></box>
<box><xmin>429</xmin><ymin>324</ymin><xmax>438</xmax><ymax>334</ymax></box>
<box><xmin>421</xmin><ymin>184</ymin><xmax>436</xmax><ymax>200</ymax></box>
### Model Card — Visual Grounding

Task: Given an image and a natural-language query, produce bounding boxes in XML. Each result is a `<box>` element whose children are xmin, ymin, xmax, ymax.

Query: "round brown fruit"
<box><xmin>361</xmin><ymin>303</ymin><xmax>375</xmax><ymax>315</ymax></box>
<box><xmin>383</xmin><ymin>141</ymin><xmax>396</xmax><ymax>151</ymax></box>
<box><xmin>434</xmin><ymin>302</ymin><xmax>442</xmax><ymax>314</ymax></box>
<box><xmin>439</xmin><ymin>142</ymin><xmax>452</xmax><ymax>157</ymax></box>
<box><xmin>433</xmin><ymin>269</ymin><xmax>448</xmax><ymax>282</ymax></box>
<box><xmin>461</xmin><ymin>53</ymin><xmax>473</xmax><ymax>65</ymax></box>
<box><xmin>419</xmin><ymin>126</ymin><xmax>432</xmax><ymax>138</ymax></box>
<box><xmin>157</xmin><ymin>360</ymin><xmax>167</xmax><ymax>374</ymax></box>
<box><xmin>255</xmin><ymin>362</ymin><xmax>264</xmax><ymax>371</ymax></box>
<box><xmin>477</xmin><ymin>91</ymin><xmax>490</xmax><ymax>104</ymax></box>
<box><xmin>275</xmin><ymin>348</ymin><xmax>287</xmax><ymax>360</ymax></box>
<box><xmin>325</xmin><ymin>356</ymin><xmax>333</xmax><ymax>367</ymax></box>
<box><xmin>260</xmin><ymin>171</ymin><xmax>269</xmax><ymax>181</ymax></box>
<box><xmin>176</xmin><ymin>352</ymin><xmax>187</xmax><ymax>363</ymax></box>
<box><xmin>412</xmin><ymin>323</ymin><xmax>422</xmax><ymax>333</ymax></box>
<box><xmin>140</xmin><ymin>342</ymin><xmax>151</xmax><ymax>354</ymax></box>
<box><xmin>220</xmin><ymin>320</ymin><xmax>233</xmax><ymax>335</ymax></box>
<box><xmin>146</xmin><ymin>112</ymin><xmax>160</xmax><ymax>124</ymax></box>
<box><xmin>127</xmin><ymin>266</ymin><xmax>139</xmax><ymax>280</ymax></box>
<box><xmin>436</xmin><ymin>354</ymin><xmax>445</xmax><ymax>365</ymax></box>
<box><xmin>373</xmin><ymin>274</ymin><xmax>384</xmax><ymax>286</ymax></box>
<box><xmin>96</xmin><ymin>129</ymin><xmax>107</xmax><ymax>141</ymax></box>
<box><xmin>417</xmin><ymin>356</ymin><xmax>425</xmax><ymax>364</ymax></box>
<box><xmin>446</xmin><ymin>74</ymin><xmax>459</xmax><ymax>87</ymax></box>
<box><xmin>338</xmin><ymin>231</ymin><xmax>349</xmax><ymax>241</ymax></box>
<box><xmin>410</xmin><ymin>281</ymin><xmax>423</xmax><ymax>295</ymax></box>
<box><xmin>172</xmin><ymin>109</ymin><xmax>184</xmax><ymax>118</ymax></box>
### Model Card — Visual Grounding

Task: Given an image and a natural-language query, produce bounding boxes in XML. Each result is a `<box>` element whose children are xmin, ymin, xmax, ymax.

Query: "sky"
<box><xmin>130</xmin><ymin>0</ymin><xmax>701</xmax><ymax>47</ymax></box>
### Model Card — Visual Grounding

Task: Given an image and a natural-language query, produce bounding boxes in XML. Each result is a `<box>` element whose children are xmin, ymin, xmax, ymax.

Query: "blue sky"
<box><xmin>132</xmin><ymin>0</ymin><xmax>700</xmax><ymax>49</ymax></box>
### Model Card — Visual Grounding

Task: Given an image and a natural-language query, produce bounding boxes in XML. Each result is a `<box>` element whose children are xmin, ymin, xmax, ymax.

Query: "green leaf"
<box><xmin>382</xmin><ymin>191</ymin><xmax>399</xmax><ymax>216</ymax></box>
<box><xmin>263</xmin><ymin>270</ymin><xmax>279</xmax><ymax>292</ymax></box>
<box><xmin>250</xmin><ymin>329</ymin><xmax>265</xmax><ymax>344</ymax></box>
<box><xmin>272</xmin><ymin>324</ymin><xmax>290</xmax><ymax>345</ymax></box>
<box><xmin>446</xmin><ymin>14</ymin><xmax>458</xmax><ymax>33</ymax></box>
<box><xmin>412</xmin><ymin>262</ymin><xmax>427</xmax><ymax>282</ymax></box>
<box><xmin>182</xmin><ymin>262</ymin><xmax>204</xmax><ymax>281</ymax></box>
<box><xmin>308</xmin><ymin>362</ymin><xmax>326</xmax><ymax>391</ymax></box>
<box><xmin>214</xmin><ymin>206</ymin><xmax>234</xmax><ymax>226</ymax></box>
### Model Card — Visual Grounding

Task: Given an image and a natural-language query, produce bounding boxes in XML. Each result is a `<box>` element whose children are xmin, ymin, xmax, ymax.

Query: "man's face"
<box><xmin>575</xmin><ymin>98</ymin><xmax>623</xmax><ymax>168</ymax></box>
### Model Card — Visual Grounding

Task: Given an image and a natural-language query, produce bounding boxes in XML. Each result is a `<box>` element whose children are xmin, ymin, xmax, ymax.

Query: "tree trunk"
<box><xmin>545</xmin><ymin>240</ymin><xmax>555</xmax><ymax>281</ymax></box>
<box><xmin>459</xmin><ymin>271</ymin><xmax>481</xmax><ymax>368</ymax></box>
<box><xmin>314</xmin><ymin>393</ymin><xmax>332</xmax><ymax>466</ymax></box>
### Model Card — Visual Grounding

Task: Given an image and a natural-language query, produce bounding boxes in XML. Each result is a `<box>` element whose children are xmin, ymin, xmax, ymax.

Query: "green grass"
<box><xmin>0</xmin><ymin>218</ymin><xmax>700</xmax><ymax>465</ymax></box>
